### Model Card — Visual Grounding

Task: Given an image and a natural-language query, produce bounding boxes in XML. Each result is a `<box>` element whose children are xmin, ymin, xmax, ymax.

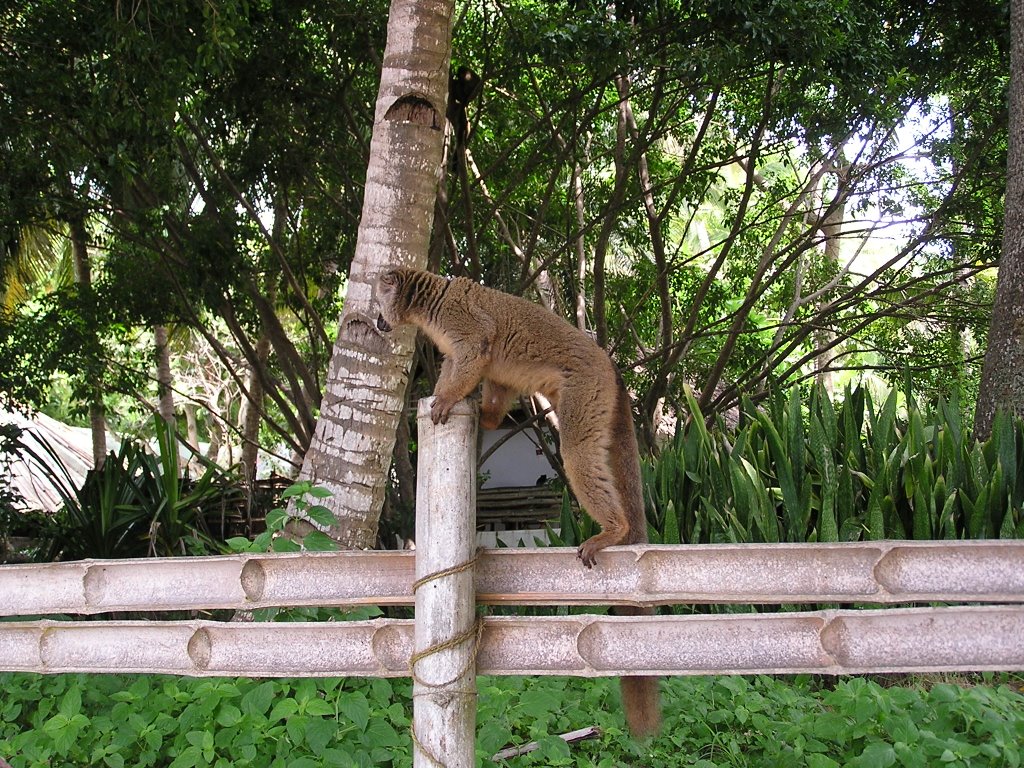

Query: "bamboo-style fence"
<box><xmin>3</xmin><ymin>399</ymin><xmax>1024</xmax><ymax>767</ymax></box>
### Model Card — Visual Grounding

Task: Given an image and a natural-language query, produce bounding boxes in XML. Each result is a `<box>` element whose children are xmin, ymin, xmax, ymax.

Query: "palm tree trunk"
<box><xmin>295</xmin><ymin>0</ymin><xmax>455</xmax><ymax>548</ymax></box>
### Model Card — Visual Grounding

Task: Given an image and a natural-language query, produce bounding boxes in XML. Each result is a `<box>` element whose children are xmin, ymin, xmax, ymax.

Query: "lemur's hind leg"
<box><xmin>557</xmin><ymin>391</ymin><xmax>630</xmax><ymax>567</ymax></box>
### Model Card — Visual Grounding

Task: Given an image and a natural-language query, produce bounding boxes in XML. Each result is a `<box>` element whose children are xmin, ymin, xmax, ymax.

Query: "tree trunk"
<box><xmin>183</xmin><ymin>403</ymin><xmax>201</xmax><ymax>454</ymax></box>
<box><xmin>975</xmin><ymin>0</ymin><xmax>1024</xmax><ymax>439</ymax></box>
<box><xmin>154</xmin><ymin>325</ymin><xmax>175</xmax><ymax>425</ymax></box>
<box><xmin>238</xmin><ymin>334</ymin><xmax>271</xmax><ymax>484</ymax></box>
<box><xmin>813</xmin><ymin>158</ymin><xmax>847</xmax><ymax>391</ymax></box>
<box><xmin>295</xmin><ymin>0</ymin><xmax>455</xmax><ymax>548</ymax></box>
<box><xmin>68</xmin><ymin>208</ymin><xmax>107</xmax><ymax>467</ymax></box>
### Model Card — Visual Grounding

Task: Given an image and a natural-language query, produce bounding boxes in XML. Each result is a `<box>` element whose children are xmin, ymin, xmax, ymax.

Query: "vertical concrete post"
<box><xmin>412</xmin><ymin>397</ymin><xmax>478</xmax><ymax>768</ymax></box>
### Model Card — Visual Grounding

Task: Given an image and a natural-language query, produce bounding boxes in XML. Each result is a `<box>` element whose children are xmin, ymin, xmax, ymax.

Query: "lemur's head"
<box><xmin>375</xmin><ymin>267</ymin><xmax>415</xmax><ymax>333</ymax></box>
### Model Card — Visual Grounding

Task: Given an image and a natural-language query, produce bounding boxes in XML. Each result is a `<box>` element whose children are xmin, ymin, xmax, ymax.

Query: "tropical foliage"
<box><xmin>224</xmin><ymin>480</ymin><xmax>341</xmax><ymax>555</ymax></box>
<box><xmin>551</xmin><ymin>386</ymin><xmax>1024</xmax><ymax>549</ymax></box>
<box><xmin>19</xmin><ymin>418</ymin><xmax>240</xmax><ymax>560</ymax></box>
<box><xmin>0</xmin><ymin>0</ymin><xmax>1011</xmax><ymax>471</ymax></box>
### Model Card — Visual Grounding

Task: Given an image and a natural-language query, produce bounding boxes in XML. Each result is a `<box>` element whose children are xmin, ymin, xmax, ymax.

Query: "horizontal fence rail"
<box><xmin>3</xmin><ymin>541</ymin><xmax>1024</xmax><ymax>616</ymax></box>
<box><xmin>2</xmin><ymin>606</ymin><xmax>1022</xmax><ymax>677</ymax></box>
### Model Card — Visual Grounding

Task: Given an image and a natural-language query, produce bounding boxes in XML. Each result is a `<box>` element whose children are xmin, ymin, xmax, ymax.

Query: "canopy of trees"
<box><xmin>0</xmin><ymin>0</ymin><xmax>1010</xmax><ymax>478</ymax></box>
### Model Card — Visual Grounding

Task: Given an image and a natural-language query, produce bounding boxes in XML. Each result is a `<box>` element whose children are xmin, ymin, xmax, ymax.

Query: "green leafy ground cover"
<box><xmin>1</xmin><ymin>672</ymin><xmax>1021</xmax><ymax>767</ymax></box>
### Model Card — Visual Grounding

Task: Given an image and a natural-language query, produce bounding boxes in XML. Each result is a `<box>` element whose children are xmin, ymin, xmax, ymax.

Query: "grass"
<box><xmin>1</xmin><ymin>672</ymin><xmax>1022</xmax><ymax>767</ymax></box>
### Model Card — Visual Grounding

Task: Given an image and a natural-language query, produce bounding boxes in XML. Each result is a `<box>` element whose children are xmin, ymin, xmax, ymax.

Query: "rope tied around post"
<box><xmin>409</xmin><ymin>548</ymin><xmax>485</xmax><ymax>689</ymax></box>
<box><xmin>410</xmin><ymin>548</ymin><xmax>482</xmax><ymax>595</ymax></box>
<box><xmin>411</xmin><ymin>397</ymin><xmax>480</xmax><ymax>768</ymax></box>
<box><xmin>409</xmin><ymin>553</ymin><xmax>485</xmax><ymax>768</ymax></box>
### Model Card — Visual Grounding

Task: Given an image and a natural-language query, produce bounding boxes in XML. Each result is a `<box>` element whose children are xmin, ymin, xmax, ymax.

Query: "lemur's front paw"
<box><xmin>576</xmin><ymin>543</ymin><xmax>598</xmax><ymax>569</ymax></box>
<box><xmin>430</xmin><ymin>396</ymin><xmax>455</xmax><ymax>425</ymax></box>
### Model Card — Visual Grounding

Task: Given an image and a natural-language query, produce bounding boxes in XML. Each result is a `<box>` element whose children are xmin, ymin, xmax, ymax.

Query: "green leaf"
<box><xmin>305</xmin><ymin>504</ymin><xmax>338</xmax><ymax>528</ymax></box>
<box><xmin>999</xmin><ymin>495</ymin><xmax>1018</xmax><ymax>539</ymax></box>
<box><xmin>647</xmin><ymin>521</ymin><xmax>662</xmax><ymax>545</ymax></box>
<box><xmin>912</xmin><ymin>485</ymin><xmax>933</xmax><ymax>540</ymax></box>
<box><xmin>365</xmin><ymin>717</ymin><xmax>402</xmax><ymax>747</ymax></box>
<box><xmin>58</xmin><ymin>686</ymin><xmax>82</xmax><ymax>717</ymax></box>
<box><xmin>304</xmin><ymin>718</ymin><xmax>337</xmax><ymax>756</ymax></box>
<box><xmin>521</xmin><ymin>687</ymin><xmax>563</xmax><ymax>716</ymax></box>
<box><xmin>282</xmin><ymin>482</ymin><xmax>313</xmax><ymax>499</ymax></box>
<box><xmin>215</xmin><ymin>704</ymin><xmax>242</xmax><ymax>728</ymax></box>
<box><xmin>225</xmin><ymin>536</ymin><xmax>254</xmax><ymax>552</ymax></box>
<box><xmin>757</xmin><ymin>408</ymin><xmax>800</xmax><ymax>540</ymax></box>
<box><xmin>939</xmin><ymin>488</ymin><xmax>959</xmax><ymax>539</ymax></box>
<box><xmin>337</xmin><ymin>692</ymin><xmax>370</xmax><ymax>732</ymax></box>
<box><xmin>817</xmin><ymin>383</ymin><xmax>838</xmax><ymax>447</ymax></box>
<box><xmin>663</xmin><ymin>499</ymin><xmax>681</xmax><ymax>544</ymax></box>
<box><xmin>837</xmin><ymin>465</ymin><xmax>854</xmax><ymax>533</ymax></box>
<box><xmin>788</xmin><ymin>387</ymin><xmax>806</xmax><ymax>485</ymax></box>
<box><xmin>269</xmin><ymin>698</ymin><xmax>299</xmax><ymax>723</ymax></box>
<box><xmin>303</xmin><ymin>698</ymin><xmax>335</xmax><ymax>717</ymax></box>
<box><xmin>746</xmin><ymin>456</ymin><xmax>779</xmax><ymax>543</ymax></box>
<box><xmin>168</xmin><ymin>746</ymin><xmax>203</xmax><ymax>768</ymax></box>
<box><xmin>306</xmin><ymin>485</ymin><xmax>334</xmax><ymax>499</ymax></box>
<box><xmin>873</xmin><ymin>389</ymin><xmax>899</xmax><ymax>463</ymax></box>
<box><xmin>272</xmin><ymin>537</ymin><xmax>302</xmax><ymax>553</ymax></box>
<box><xmin>556</xmin><ymin>488</ymin><xmax>580</xmax><ymax>546</ymax></box>
<box><xmin>265</xmin><ymin>508</ymin><xmax>288</xmax><ymax>532</ymax></box>
<box><xmin>855</xmin><ymin>741</ymin><xmax>896</xmax><ymax>767</ymax></box>
<box><xmin>534</xmin><ymin>734</ymin><xmax>572</xmax><ymax>763</ymax></box>
<box><xmin>184</xmin><ymin>729</ymin><xmax>214</xmax><ymax>762</ymax></box>
<box><xmin>682</xmin><ymin>384</ymin><xmax>712</xmax><ymax>450</ymax></box>
<box><xmin>303</xmin><ymin>530</ymin><xmax>338</xmax><ymax>551</ymax></box>
<box><xmin>992</xmin><ymin>410</ymin><xmax>1017</xmax><ymax>499</ymax></box>
<box><xmin>810</xmin><ymin>413</ymin><xmax>838</xmax><ymax>543</ymax></box>
<box><xmin>728</xmin><ymin>456</ymin><xmax>754</xmax><ymax>533</ymax></box>
<box><xmin>241</xmin><ymin>682</ymin><xmax>277</xmax><ymax>718</ymax></box>
<box><xmin>807</xmin><ymin>755</ymin><xmax>842</xmax><ymax>768</ymax></box>
<box><xmin>893</xmin><ymin>741</ymin><xmax>928</xmax><ymax>768</ymax></box>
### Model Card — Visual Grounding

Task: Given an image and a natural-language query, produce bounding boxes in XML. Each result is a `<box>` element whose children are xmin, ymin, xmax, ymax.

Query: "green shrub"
<box><xmin>0</xmin><ymin>674</ymin><xmax>410</xmax><ymax>768</ymax></box>
<box><xmin>638</xmin><ymin>386</ymin><xmax>1024</xmax><ymax>546</ymax></box>
<box><xmin>2</xmin><ymin>673</ymin><xmax>1022</xmax><ymax>767</ymax></box>
<box><xmin>21</xmin><ymin>417</ymin><xmax>241</xmax><ymax>560</ymax></box>
<box><xmin>1</xmin><ymin>423</ymin><xmax>27</xmax><ymax>530</ymax></box>
<box><xmin>224</xmin><ymin>480</ymin><xmax>340</xmax><ymax>556</ymax></box>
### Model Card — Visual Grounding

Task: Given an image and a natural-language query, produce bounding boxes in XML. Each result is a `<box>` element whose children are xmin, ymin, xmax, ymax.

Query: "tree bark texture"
<box><xmin>296</xmin><ymin>0</ymin><xmax>455</xmax><ymax>548</ymax></box>
<box><xmin>154</xmin><ymin>325</ymin><xmax>175</xmax><ymax>426</ymax></box>
<box><xmin>975</xmin><ymin>0</ymin><xmax>1024</xmax><ymax>439</ymax></box>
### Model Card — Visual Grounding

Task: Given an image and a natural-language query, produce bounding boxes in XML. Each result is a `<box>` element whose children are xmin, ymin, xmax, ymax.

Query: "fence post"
<box><xmin>412</xmin><ymin>397</ymin><xmax>479</xmax><ymax>768</ymax></box>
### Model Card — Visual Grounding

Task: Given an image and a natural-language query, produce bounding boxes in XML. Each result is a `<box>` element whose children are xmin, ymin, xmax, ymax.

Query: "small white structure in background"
<box><xmin>477</xmin><ymin>425</ymin><xmax>560</xmax><ymax>549</ymax></box>
<box><xmin>479</xmin><ymin>427</ymin><xmax>554</xmax><ymax>489</ymax></box>
<box><xmin>0</xmin><ymin>407</ymin><xmax>116</xmax><ymax>512</ymax></box>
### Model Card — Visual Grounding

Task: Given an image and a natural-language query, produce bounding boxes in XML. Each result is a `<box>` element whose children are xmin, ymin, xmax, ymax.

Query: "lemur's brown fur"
<box><xmin>375</xmin><ymin>267</ymin><xmax>660</xmax><ymax>737</ymax></box>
